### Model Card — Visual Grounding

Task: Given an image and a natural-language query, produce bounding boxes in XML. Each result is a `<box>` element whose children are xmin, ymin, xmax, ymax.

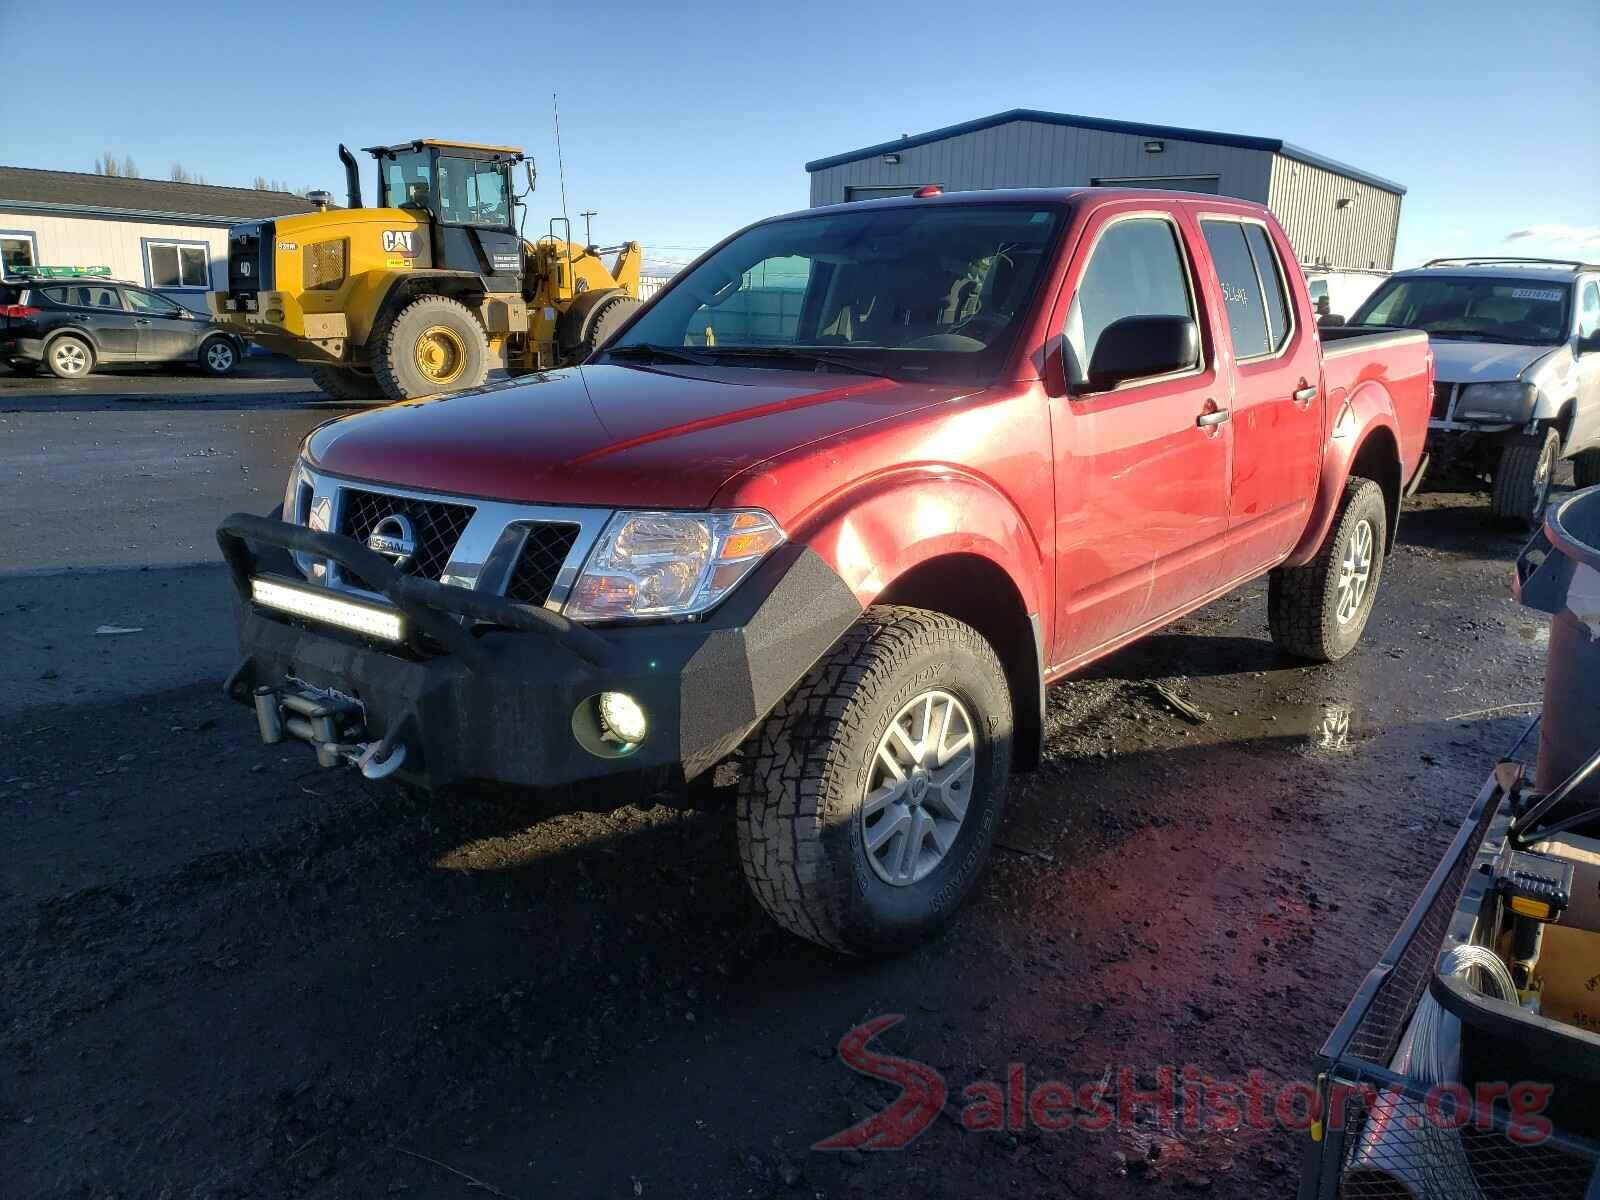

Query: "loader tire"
<box><xmin>577</xmin><ymin>294</ymin><xmax>641</xmax><ymax>361</ymax></box>
<box><xmin>309</xmin><ymin>365</ymin><xmax>385</xmax><ymax>402</ymax></box>
<box><xmin>1268</xmin><ymin>477</ymin><xmax>1387</xmax><ymax>663</ymax></box>
<box><xmin>371</xmin><ymin>295</ymin><xmax>488</xmax><ymax>400</ymax></box>
<box><xmin>1491</xmin><ymin>427</ymin><xmax>1559</xmax><ymax>526</ymax></box>
<box><xmin>1573</xmin><ymin>448</ymin><xmax>1600</xmax><ymax>490</ymax></box>
<box><xmin>735</xmin><ymin>606</ymin><xmax>1012</xmax><ymax>956</ymax></box>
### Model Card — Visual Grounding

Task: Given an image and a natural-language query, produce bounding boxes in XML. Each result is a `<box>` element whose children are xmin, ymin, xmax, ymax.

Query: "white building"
<box><xmin>0</xmin><ymin>167</ymin><xmax>316</xmax><ymax>311</ymax></box>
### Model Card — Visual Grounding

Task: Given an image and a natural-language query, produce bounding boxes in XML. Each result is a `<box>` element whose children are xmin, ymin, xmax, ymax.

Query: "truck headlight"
<box><xmin>1457</xmin><ymin>381</ymin><xmax>1537</xmax><ymax>424</ymax></box>
<box><xmin>564</xmin><ymin>509</ymin><xmax>785</xmax><ymax>621</ymax></box>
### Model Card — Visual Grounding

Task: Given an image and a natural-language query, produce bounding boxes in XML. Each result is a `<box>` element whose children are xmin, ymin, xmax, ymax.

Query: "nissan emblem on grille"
<box><xmin>366</xmin><ymin>514</ymin><xmax>418</xmax><ymax>569</ymax></box>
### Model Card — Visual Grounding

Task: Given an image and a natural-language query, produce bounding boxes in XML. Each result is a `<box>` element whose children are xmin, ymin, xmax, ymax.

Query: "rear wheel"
<box><xmin>1574</xmin><ymin>448</ymin><xmax>1600</xmax><ymax>490</ymax></box>
<box><xmin>1268</xmin><ymin>477</ymin><xmax>1388</xmax><ymax>663</ymax></box>
<box><xmin>1492</xmin><ymin>427</ymin><xmax>1560</xmax><ymax>525</ymax></box>
<box><xmin>371</xmin><ymin>295</ymin><xmax>488</xmax><ymax>401</ymax></box>
<box><xmin>735</xmin><ymin>606</ymin><xmax>1012</xmax><ymax>955</ymax></box>
<box><xmin>45</xmin><ymin>335</ymin><xmax>93</xmax><ymax>379</ymax></box>
<box><xmin>308</xmin><ymin>364</ymin><xmax>386</xmax><ymax>402</ymax></box>
<box><xmin>198</xmin><ymin>336</ymin><xmax>238</xmax><ymax>377</ymax></box>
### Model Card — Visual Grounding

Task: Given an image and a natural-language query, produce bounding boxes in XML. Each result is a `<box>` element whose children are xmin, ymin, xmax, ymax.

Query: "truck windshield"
<box><xmin>605</xmin><ymin>203</ymin><xmax>1064</xmax><ymax>383</ymax></box>
<box><xmin>1350</xmin><ymin>276</ymin><xmax>1571</xmax><ymax>345</ymax></box>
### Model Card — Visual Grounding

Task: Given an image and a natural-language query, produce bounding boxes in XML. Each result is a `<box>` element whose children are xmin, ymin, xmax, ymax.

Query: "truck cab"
<box><xmin>218</xmin><ymin>187</ymin><xmax>1432</xmax><ymax>956</ymax></box>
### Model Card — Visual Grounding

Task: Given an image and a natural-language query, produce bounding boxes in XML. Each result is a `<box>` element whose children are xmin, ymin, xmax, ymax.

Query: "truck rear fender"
<box><xmin>1284</xmin><ymin>382</ymin><xmax>1403</xmax><ymax>568</ymax></box>
<box><xmin>793</xmin><ymin>471</ymin><xmax>1048</xmax><ymax>770</ymax></box>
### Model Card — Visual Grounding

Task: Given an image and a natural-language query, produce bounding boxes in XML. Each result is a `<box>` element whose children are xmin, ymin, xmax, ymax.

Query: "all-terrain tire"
<box><xmin>735</xmin><ymin>606</ymin><xmax>1013</xmax><ymax>956</ymax></box>
<box><xmin>1492</xmin><ymin>427</ymin><xmax>1560</xmax><ymax>525</ymax></box>
<box><xmin>578</xmin><ymin>294</ymin><xmax>642</xmax><ymax>361</ymax></box>
<box><xmin>45</xmin><ymin>334</ymin><xmax>93</xmax><ymax>379</ymax></box>
<box><xmin>1573</xmin><ymin>448</ymin><xmax>1600</xmax><ymax>490</ymax></box>
<box><xmin>370</xmin><ymin>295</ymin><xmax>489</xmax><ymax>401</ymax></box>
<box><xmin>309</xmin><ymin>364</ymin><xmax>386</xmax><ymax>402</ymax></box>
<box><xmin>1268</xmin><ymin>477</ymin><xmax>1388</xmax><ymax>663</ymax></box>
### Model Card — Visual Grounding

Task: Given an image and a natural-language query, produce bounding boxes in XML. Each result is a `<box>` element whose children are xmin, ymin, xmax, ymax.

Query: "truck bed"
<box><xmin>1321</xmin><ymin>325</ymin><xmax>1433</xmax><ymax>479</ymax></box>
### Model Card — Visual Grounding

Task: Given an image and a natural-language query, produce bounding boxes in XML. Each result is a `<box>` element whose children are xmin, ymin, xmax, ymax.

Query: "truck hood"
<box><xmin>304</xmin><ymin>363</ymin><xmax>967</xmax><ymax>508</ymax></box>
<box><xmin>1430</xmin><ymin>339</ymin><xmax>1556</xmax><ymax>383</ymax></box>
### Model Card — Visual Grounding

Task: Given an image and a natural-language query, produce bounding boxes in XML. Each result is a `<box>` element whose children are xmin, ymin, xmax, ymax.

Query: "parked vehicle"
<box><xmin>1303</xmin><ymin>265</ymin><xmax>1388</xmax><ymax>324</ymax></box>
<box><xmin>209</xmin><ymin>139</ymin><xmax>641</xmax><ymax>402</ymax></box>
<box><xmin>1345</xmin><ymin>257</ymin><xmax>1600</xmax><ymax>523</ymax></box>
<box><xmin>0</xmin><ymin>272</ymin><xmax>242</xmax><ymax>379</ymax></box>
<box><xmin>218</xmin><ymin>187</ymin><xmax>1432</xmax><ymax>954</ymax></box>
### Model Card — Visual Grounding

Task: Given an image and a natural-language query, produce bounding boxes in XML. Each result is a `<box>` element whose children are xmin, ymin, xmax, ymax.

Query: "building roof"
<box><xmin>0</xmin><ymin>166</ymin><xmax>321</xmax><ymax>223</ymax></box>
<box><xmin>803</xmin><ymin>108</ymin><xmax>1406</xmax><ymax>196</ymax></box>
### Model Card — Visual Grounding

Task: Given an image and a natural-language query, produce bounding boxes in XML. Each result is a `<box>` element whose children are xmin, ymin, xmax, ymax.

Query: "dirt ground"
<box><xmin>0</xmin><ymin>418</ymin><xmax>1562</xmax><ymax>1196</ymax></box>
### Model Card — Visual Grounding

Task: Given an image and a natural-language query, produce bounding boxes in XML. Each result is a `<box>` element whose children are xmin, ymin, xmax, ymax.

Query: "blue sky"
<box><xmin>1</xmin><ymin>0</ymin><xmax>1594</xmax><ymax>272</ymax></box>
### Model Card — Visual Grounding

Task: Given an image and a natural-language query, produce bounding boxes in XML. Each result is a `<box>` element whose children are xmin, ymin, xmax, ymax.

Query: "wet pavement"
<box><xmin>0</xmin><ymin>379</ymin><xmax>1569</xmax><ymax>1198</ymax></box>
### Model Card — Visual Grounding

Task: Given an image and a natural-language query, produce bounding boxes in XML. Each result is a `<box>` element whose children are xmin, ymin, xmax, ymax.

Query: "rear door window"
<box><xmin>1067</xmin><ymin>216</ymin><xmax>1196</xmax><ymax>384</ymax></box>
<box><xmin>1242</xmin><ymin>224</ymin><xmax>1292</xmax><ymax>350</ymax></box>
<box><xmin>1201</xmin><ymin>220</ymin><xmax>1271</xmax><ymax>358</ymax></box>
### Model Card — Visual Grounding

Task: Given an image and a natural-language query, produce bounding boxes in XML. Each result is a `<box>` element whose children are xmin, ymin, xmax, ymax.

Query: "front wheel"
<box><xmin>1268</xmin><ymin>477</ymin><xmax>1388</xmax><ymax>663</ymax></box>
<box><xmin>198</xmin><ymin>336</ymin><xmax>239</xmax><ymax>377</ymax></box>
<box><xmin>1492</xmin><ymin>427</ymin><xmax>1560</xmax><ymax>525</ymax></box>
<box><xmin>735</xmin><ymin>606</ymin><xmax>1013</xmax><ymax>956</ymax></box>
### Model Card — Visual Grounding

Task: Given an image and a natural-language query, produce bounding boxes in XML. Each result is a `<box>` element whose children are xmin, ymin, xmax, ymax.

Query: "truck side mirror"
<box><xmin>1084</xmin><ymin>315</ymin><xmax>1199</xmax><ymax>391</ymax></box>
<box><xmin>1578</xmin><ymin>329</ymin><xmax>1600</xmax><ymax>355</ymax></box>
<box><xmin>1319</xmin><ymin>313</ymin><xmax>1346</xmax><ymax>328</ymax></box>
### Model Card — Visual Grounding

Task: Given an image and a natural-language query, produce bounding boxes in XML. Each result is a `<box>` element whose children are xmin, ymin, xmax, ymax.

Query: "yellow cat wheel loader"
<box><xmin>209</xmin><ymin>140</ymin><xmax>642</xmax><ymax>401</ymax></box>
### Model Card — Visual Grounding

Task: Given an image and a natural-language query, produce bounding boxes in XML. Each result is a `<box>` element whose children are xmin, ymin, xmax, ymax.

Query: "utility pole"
<box><xmin>580</xmin><ymin>210</ymin><xmax>598</xmax><ymax>247</ymax></box>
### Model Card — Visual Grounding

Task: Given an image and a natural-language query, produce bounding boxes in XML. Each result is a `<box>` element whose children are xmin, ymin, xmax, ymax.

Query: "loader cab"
<box><xmin>365</xmin><ymin>140</ymin><xmax>526</xmax><ymax>288</ymax></box>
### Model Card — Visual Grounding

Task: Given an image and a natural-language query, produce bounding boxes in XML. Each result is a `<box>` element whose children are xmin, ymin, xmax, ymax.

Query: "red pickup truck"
<box><xmin>219</xmin><ymin>187</ymin><xmax>1431</xmax><ymax>955</ymax></box>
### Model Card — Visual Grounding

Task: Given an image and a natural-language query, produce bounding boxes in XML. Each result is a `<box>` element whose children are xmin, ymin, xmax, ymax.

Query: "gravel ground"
<box><xmin>0</xmin><ymin>377</ymin><xmax>1568</xmax><ymax>1197</ymax></box>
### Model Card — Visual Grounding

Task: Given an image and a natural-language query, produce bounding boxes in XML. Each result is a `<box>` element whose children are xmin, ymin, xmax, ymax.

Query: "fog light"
<box><xmin>598</xmin><ymin>691</ymin><xmax>647</xmax><ymax>746</ymax></box>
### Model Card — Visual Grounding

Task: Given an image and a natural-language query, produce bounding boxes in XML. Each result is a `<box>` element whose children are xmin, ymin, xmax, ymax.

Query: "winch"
<box><xmin>250</xmin><ymin>680</ymin><xmax>407</xmax><ymax>780</ymax></box>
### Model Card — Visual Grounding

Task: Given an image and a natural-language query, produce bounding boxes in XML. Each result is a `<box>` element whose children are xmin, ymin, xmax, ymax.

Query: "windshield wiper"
<box><xmin>1424</xmin><ymin>328</ymin><xmax>1516</xmax><ymax>341</ymax></box>
<box><xmin>692</xmin><ymin>345</ymin><xmax>900</xmax><ymax>380</ymax></box>
<box><xmin>602</xmin><ymin>343</ymin><xmax>717</xmax><ymax>366</ymax></box>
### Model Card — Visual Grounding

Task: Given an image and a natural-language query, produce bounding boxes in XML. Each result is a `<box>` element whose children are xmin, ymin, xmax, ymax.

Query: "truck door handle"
<box><xmin>1196</xmin><ymin>406</ymin><xmax>1231</xmax><ymax>428</ymax></box>
<box><xmin>1294</xmin><ymin>385</ymin><xmax>1319</xmax><ymax>404</ymax></box>
<box><xmin>134</xmin><ymin>318</ymin><xmax>151</xmax><ymax>326</ymax></box>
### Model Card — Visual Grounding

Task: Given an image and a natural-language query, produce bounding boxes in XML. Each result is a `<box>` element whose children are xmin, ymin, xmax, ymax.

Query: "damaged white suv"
<box><xmin>1346</xmin><ymin>258</ymin><xmax>1600</xmax><ymax>523</ymax></box>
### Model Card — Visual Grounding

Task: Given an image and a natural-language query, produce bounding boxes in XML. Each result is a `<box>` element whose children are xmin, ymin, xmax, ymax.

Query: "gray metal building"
<box><xmin>805</xmin><ymin>109</ymin><xmax>1405</xmax><ymax>271</ymax></box>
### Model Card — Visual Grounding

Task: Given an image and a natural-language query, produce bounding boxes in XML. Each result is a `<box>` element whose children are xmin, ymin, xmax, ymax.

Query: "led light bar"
<box><xmin>251</xmin><ymin>578</ymin><xmax>404</xmax><ymax>642</ymax></box>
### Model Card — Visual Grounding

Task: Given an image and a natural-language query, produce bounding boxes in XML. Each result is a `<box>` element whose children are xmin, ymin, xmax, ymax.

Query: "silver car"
<box><xmin>1345</xmin><ymin>257</ymin><xmax>1600</xmax><ymax>523</ymax></box>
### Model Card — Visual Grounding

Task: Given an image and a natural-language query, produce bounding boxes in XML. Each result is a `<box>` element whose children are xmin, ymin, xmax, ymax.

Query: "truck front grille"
<box><xmin>1431</xmin><ymin>383</ymin><xmax>1455</xmax><ymax>421</ymax></box>
<box><xmin>505</xmin><ymin>524</ymin><xmax>581</xmax><ymax>606</ymax></box>
<box><xmin>337</xmin><ymin>488</ymin><xmax>476</xmax><ymax>582</ymax></box>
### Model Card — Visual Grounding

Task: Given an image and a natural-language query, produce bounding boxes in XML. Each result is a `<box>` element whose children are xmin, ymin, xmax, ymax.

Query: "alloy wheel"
<box><xmin>1335</xmin><ymin>519</ymin><xmax>1374</xmax><ymax>625</ymax></box>
<box><xmin>860</xmin><ymin>689</ymin><xmax>978</xmax><ymax>886</ymax></box>
<box><xmin>52</xmin><ymin>341</ymin><xmax>88</xmax><ymax>376</ymax></box>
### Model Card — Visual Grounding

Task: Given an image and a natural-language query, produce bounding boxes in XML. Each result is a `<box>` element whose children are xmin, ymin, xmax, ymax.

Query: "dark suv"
<box><xmin>0</xmin><ymin>280</ymin><xmax>242</xmax><ymax>379</ymax></box>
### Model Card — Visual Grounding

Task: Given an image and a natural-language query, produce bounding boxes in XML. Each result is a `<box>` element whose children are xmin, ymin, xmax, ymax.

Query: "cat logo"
<box><xmin>381</xmin><ymin>230</ymin><xmax>420</xmax><ymax>258</ymax></box>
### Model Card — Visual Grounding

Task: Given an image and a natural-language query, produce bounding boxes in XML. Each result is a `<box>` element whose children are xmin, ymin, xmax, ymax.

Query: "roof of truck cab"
<box><xmin>363</xmin><ymin>139</ymin><xmax>524</xmax><ymax>157</ymax></box>
<box><xmin>790</xmin><ymin>185</ymin><xmax>1270</xmax><ymax>219</ymax></box>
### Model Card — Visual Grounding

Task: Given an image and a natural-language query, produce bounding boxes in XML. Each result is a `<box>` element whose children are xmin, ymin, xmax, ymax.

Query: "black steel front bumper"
<box><xmin>217</xmin><ymin>513</ymin><xmax>862</xmax><ymax>801</ymax></box>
